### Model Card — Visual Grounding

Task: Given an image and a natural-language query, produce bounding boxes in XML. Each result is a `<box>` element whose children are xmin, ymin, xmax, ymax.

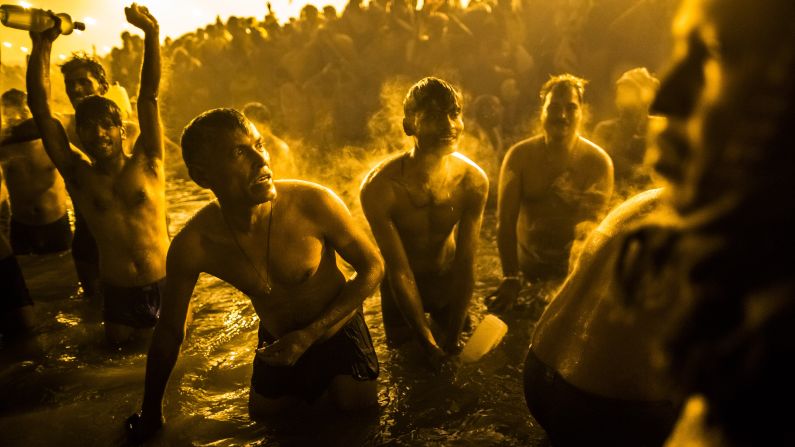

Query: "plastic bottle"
<box><xmin>459</xmin><ymin>314</ymin><xmax>509</xmax><ymax>363</ymax></box>
<box><xmin>1</xmin><ymin>5</ymin><xmax>86</xmax><ymax>35</ymax></box>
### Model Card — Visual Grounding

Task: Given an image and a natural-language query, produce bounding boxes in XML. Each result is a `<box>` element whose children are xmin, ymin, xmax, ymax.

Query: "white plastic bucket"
<box><xmin>460</xmin><ymin>314</ymin><xmax>508</xmax><ymax>363</ymax></box>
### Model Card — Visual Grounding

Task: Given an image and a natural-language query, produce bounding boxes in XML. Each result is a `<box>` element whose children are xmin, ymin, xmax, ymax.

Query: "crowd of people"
<box><xmin>100</xmin><ymin>0</ymin><xmax>674</xmax><ymax>157</ymax></box>
<box><xmin>1</xmin><ymin>0</ymin><xmax>794</xmax><ymax>445</ymax></box>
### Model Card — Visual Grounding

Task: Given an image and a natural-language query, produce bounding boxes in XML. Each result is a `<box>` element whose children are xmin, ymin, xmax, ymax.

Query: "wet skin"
<box><xmin>133</xmin><ymin>122</ymin><xmax>383</xmax><ymax>439</ymax></box>
<box><xmin>361</xmin><ymin>96</ymin><xmax>489</xmax><ymax>365</ymax></box>
<box><xmin>491</xmin><ymin>85</ymin><xmax>614</xmax><ymax>312</ymax></box>
<box><xmin>26</xmin><ymin>4</ymin><xmax>167</xmax><ymax>343</ymax></box>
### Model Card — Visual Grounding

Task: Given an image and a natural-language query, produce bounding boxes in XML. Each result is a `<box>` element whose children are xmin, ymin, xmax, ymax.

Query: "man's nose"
<box><xmin>651</xmin><ymin>60</ymin><xmax>700</xmax><ymax>118</ymax></box>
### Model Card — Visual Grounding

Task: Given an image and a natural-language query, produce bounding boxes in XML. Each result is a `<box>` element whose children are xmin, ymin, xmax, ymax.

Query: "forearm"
<box><xmin>389</xmin><ymin>270</ymin><xmax>438</xmax><ymax>348</ymax></box>
<box><xmin>497</xmin><ymin>221</ymin><xmax>520</xmax><ymax>276</ymax></box>
<box><xmin>138</xmin><ymin>28</ymin><xmax>161</xmax><ymax>102</ymax></box>
<box><xmin>0</xmin><ymin>120</ymin><xmax>41</xmax><ymax>146</ymax></box>
<box><xmin>26</xmin><ymin>41</ymin><xmax>53</xmax><ymax>119</ymax></box>
<box><xmin>141</xmin><ymin>328</ymin><xmax>182</xmax><ymax>418</ymax></box>
<box><xmin>302</xmin><ymin>265</ymin><xmax>382</xmax><ymax>343</ymax></box>
<box><xmin>442</xmin><ymin>263</ymin><xmax>474</xmax><ymax>346</ymax></box>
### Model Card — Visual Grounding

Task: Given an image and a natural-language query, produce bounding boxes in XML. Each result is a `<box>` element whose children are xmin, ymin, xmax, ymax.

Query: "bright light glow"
<box><xmin>18</xmin><ymin>1</ymin><xmax>32</xmax><ymax>8</ymax></box>
<box><xmin>58</xmin><ymin>54</ymin><xmax>66</xmax><ymax>60</ymax></box>
<box><xmin>3</xmin><ymin>42</ymin><xmax>12</xmax><ymax>48</ymax></box>
<box><xmin>20</xmin><ymin>46</ymin><xmax>29</xmax><ymax>53</ymax></box>
<box><xmin>84</xmin><ymin>16</ymin><xmax>97</xmax><ymax>26</ymax></box>
<box><xmin>102</xmin><ymin>45</ymin><xmax>112</xmax><ymax>54</ymax></box>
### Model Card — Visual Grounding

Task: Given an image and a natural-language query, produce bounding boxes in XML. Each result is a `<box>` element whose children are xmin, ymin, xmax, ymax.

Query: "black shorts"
<box><xmin>10</xmin><ymin>214</ymin><xmax>72</xmax><ymax>255</ymax></box>
<box><xmin>523</xmin><ymin>348</ymin><xmax>678</xmax><ymax>447</ymax></box>
<box><xmin>0</xmin><ymin>255</ymin><xmax>33</xmax><ymax>312</ymax></box>
<box><xmin>251</xmin><ymin>310</ymin><xmax>379</xmax><ymax>403</ymax></box>
<box><xmin>71</xmin><ymin>211</ymin><xmax>99</xmax><ymax>264</ymax></box>
<box><xmin>101</xmin><ymin>279</ymin><xmax>163</xmax><ymax>328</ymax></box>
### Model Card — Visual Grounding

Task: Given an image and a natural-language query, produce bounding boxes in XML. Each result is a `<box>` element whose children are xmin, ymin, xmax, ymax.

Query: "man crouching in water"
<box><xmin>26</xmin><ymin>4</ymin><xmax>167</xmax><ymax>345</ymax></box>
<box><xmin>361</xmin><ymin>77</ymin><xmax>488</xmax><ymax>368</ymax></box>
<box><xmin>127</xmin><ymin>108</ymin><xmax>384</xmax><ymax>441</ymax></box>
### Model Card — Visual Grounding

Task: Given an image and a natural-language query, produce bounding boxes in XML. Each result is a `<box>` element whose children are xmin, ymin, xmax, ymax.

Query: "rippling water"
<box><xmin>0</xmin><ymin>176</ymin><xmax>549</xmax><ymax>446</ymax></box>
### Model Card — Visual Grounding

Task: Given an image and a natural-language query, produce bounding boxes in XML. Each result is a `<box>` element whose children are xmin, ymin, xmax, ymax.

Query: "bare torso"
<box><xmin>0</xmin><ymin>138</ymin><xmax>68</xmax><ymax>225</ymax></box>
<box><xmin>187</xmin><ymin>181</ymin><xmax>352</xmax><ymax>339</ymax></box>
<box><xmin>367</xmin><ymin>152</ymin><xmax>483</xmax><ymax>281</ymax></box>
<box><xmin>68</xmin><ymin>152</ymin><xmax>168</xmax><ymax>287</ymax></box>
<box><xmin>512</xmin><ymin>135</ymin><xmax>612</xmax><ymax>270</ymax></box>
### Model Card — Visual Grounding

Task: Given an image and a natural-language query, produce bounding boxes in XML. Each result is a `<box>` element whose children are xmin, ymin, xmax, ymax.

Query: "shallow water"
<box><xmin>0</xmin><ymin>177</ymin><xmax>550</xmax><ymax>446</ymax></box>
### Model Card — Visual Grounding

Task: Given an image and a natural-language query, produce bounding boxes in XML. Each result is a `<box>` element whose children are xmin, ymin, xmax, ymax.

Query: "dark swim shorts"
<box><xmin>523</xmin><ymin>348</ymin><xmax>678</xmax><ymax>447</ymax></box>
<box><xmin>251</xmin><ymin>310</ymin><xmax>380</xmax><ymax>403</ymax></box>
<box><xmin>71</xmin><ymin>211</ymin><xmax>99</xmax><ymax>264</ymax></box>
<box><xmin>101</xmin><ymin>279</ymin><xmax>163</xmax><ymax>328</ymax></box>
<box><xmin>10</xmin><ymin>214</ymin><xmax>73</xmax><ymax>255</ymax></box>
<box><xmin>0</xmin><ymin>255</ymin><xmax>33</xmax><ymax>312</ymax></box>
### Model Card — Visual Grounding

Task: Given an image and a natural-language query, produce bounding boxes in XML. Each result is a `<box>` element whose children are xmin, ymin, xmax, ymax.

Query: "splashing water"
<box><xmin>0</xmin><ymin>176</ymin><xmax>550</xmax><ymax>446</ymax></box>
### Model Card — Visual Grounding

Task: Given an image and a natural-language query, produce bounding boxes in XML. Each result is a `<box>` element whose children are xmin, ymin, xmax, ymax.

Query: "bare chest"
<box><xmin>205</xmin><ymin>225</ymin><xmax>328</xmax><ymax>297</ymax></box>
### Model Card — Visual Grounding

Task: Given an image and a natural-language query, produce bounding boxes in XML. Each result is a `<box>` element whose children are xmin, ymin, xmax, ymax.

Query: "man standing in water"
<box><xmin>593</xmin><ymin>68</ymin><xmax>660</xmax><ymax>193</ymax></box>
<box><xmin>3</xmin><ymin>48</ymin><xmax>138</xmax><ymax>298</ymax></box>
<box><xmin>126</xmin><ymin>108</ymin><xmax>383</xmax><ymax>441</ymax></box>
<box><xmin>26</xmin><ymin>4</ymin><xmax>168</xmax><ymax>344</ymax></box>
<box><xmin>360</xmin><ymin>77</ymin><xmax>488</xmax><ymax>367</ymax></box>
<box><xmin>0</xmin><ymin>89</ymin><xmax>71</xmax><ymax>256</ymax></box>
<box><xmin>489</xmin><ymin>75</ymin><xmax>613</xmax><ymax>312</ymax></box>
<box><xmin>0</xmin><ymin>101</ymin><xmax>34</xmax><ymax>337</ymax></box>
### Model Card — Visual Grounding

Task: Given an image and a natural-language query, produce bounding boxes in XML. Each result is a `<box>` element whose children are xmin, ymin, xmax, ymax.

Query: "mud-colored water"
<box><xmin>0</xmin><ymin>177</ymin><xmax>550</xmax><ymax>446</ymax></box>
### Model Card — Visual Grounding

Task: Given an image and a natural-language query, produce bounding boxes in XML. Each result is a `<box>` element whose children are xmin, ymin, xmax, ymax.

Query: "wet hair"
<box><xmin>539</xmin><ymin>74</ymin><xmax>587</xmax><ymax>104</ymax></box>
<box><xmin>403</xmin><ymin>77</ymin><xmax>462</xmax><ymax>122</ymax></box>
<box><xmin>181</xmin><ymin>108</ymin><xmax>249</xmax><ymax>168</ymax></box>
<box><xmin>74</xmin><ymin>95</ymin><xmax>123</xmax><ymax>130</ymax></box>
<box><xmin>1</xmin><ymin>88</ymin><xmax>26</xmax><ymax>107</ymax></box>
<box><xmin>60</xmin><ymin>52</ymin><xmax>110</xmax><ymax>93</ymax></box>
<box><xmin>242</xmin><ymin>102</ymin><xmax>272</xmax><ymax>124</ymax></box>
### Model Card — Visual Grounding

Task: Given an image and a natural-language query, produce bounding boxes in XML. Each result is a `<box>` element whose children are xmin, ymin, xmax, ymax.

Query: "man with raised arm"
<box><xmin>26</xmin><ymin>4</ymin><xmax>168</xmax><ymax>344</ymax></box>
<box><xmin>360</xmin><ymin>77</ymin><xmax>489</xmax><ymax>368</ymax></box>
<box><xmin>126</xmin><ymin>108</ymin><xmax>383</xmax><ymax>442</ymax></box>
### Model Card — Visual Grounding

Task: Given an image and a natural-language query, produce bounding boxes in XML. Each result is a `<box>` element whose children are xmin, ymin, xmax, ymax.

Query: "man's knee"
<box><xmin>329</xmin><ymin>375</ymin><xmax>378</xmax><ymax>411</ymax></box>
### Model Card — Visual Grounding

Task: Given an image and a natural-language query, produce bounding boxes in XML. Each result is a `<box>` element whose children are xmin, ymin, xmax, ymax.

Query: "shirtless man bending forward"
<box><xmin>361</xmin><ymin>77</ymin><xmax>488</xmax><ymax>367</ymax></box>
<box><xmin>127</xmin><ymin>108</ymin><xmax>384</xmax><ymax>441</ymax></box>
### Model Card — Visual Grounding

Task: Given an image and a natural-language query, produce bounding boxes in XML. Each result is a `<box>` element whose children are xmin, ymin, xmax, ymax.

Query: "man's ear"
<box><xmin>402</xmin><ymin>117</ymin><xmax>414</xmax><ymax>136</ymax></box>
<box><xmin>120</xmin><ymin>125</ymin><xmax>127</xmax><ymax>140</ymax></box>
<box><xmin>188</xmin><ymin>164</ymin><xmax>211</xmax><ymax>189</ymax></box>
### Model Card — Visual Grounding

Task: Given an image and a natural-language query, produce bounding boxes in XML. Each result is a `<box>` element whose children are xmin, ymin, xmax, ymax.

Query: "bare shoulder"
<box><xmin>360</xmin><ymin>152</ymin><xmax>403</xmax><ymax>191</ymax></box>
<box><xmin>360</xmin><ymin>152</ymin><xmax>403</xmax><ymax>206</ymax></box>
<box><xmin>577</xmin><ymin>136</ymin><xmax>613</xmax><ymax>168</ymax></box>
<box><xmin>452</xmin><ymin>152</ymin><xmax>489</xmax><ymax>192</ymax></box>
<box><xmin>170</xmin><ymin>201</ymin><xmax>220</xmax><ymax>257</ymax></box>
<box><xmin>276</xmin><ymin>178</ymin><xmax>337</xmax><ymax>201</ymax></box>
<box><xmin>503</xmin><ymin>135</ymin><xmax>545</xmax><ymax>167</ymax></box>
<box><xmin>276</xmin><ymin>179</ymin><xmax>348</xmax><ymax>216</ymax></box>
